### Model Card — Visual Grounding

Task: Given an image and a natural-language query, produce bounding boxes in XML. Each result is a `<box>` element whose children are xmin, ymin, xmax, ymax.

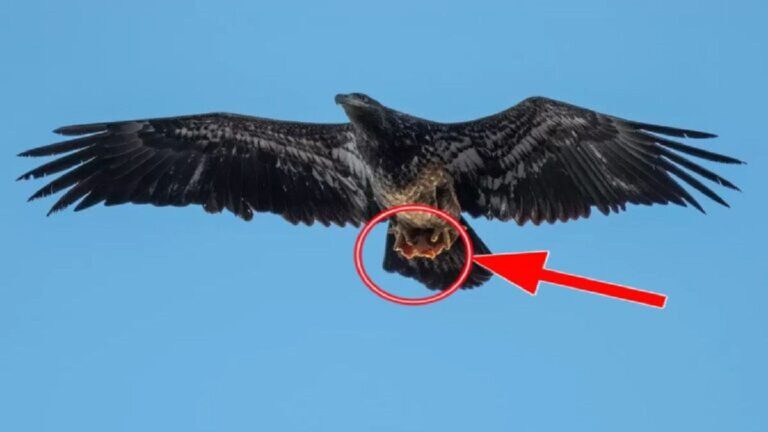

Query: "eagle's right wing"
<box><xmin>18</xmin><ymin>113</ymin><xmax>373</xmax><ymax>226</ymax></box>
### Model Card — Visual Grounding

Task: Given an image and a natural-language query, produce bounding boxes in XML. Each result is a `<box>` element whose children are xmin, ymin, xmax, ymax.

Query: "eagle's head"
<box><xmin>335</xmin><ymin>93</ymin><xmax>392</xmax><ymax>139</ymax></box>
<box><xmin>335</xmin><ymin>92</ymin><xmax>383</xmax><ymax>110</ymax></box>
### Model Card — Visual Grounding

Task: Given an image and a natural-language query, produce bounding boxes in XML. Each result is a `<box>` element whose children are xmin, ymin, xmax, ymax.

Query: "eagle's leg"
<box><xmin>388</xmin><ymin>174</ymin><xmax>462</xmax><ymax>260</ymax></box>
<box><xmin>391</xmin><ymin>224</ymin><xmax>458</xmax><ymax>260</ymax></box>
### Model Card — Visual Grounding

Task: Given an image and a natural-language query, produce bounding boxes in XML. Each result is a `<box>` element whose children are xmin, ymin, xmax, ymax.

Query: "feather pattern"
<box><xmin>18</xmin><ymin>113</ymin><xmax>372</xmax><ymax>226</ymax></box>
<box><xmin>438</xmin><ymin>97</ymin><xmax>743</xmax><ymax>223</ymax></box>
<box><xmin>18</xmin><ymin>95</ymin><xmax>743</xmax><ymax>291</ymax></box>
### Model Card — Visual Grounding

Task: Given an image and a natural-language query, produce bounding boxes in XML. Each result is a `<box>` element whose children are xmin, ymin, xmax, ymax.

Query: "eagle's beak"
<box><xmin>335</xmin><ymin>94</ymin><xmax>350</xmax><ymax>105</ymax></box>
<box><xmin>335</xmin><ymin>93</ymin><xmax>367</xmax><ymax>108</ymax></box>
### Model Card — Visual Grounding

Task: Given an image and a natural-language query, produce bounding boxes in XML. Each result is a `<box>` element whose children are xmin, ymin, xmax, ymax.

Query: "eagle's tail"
<box><xmin>382</xmin><ymin>217</ymin><xmax>492</xmax><ymax>290</ymax></box>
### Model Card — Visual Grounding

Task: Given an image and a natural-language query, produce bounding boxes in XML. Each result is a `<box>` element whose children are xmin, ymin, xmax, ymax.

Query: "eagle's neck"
<box><xmin>343</xmin><ymin>105</ymin><xmax>426</xmax><ymax>183</ymax></box>
<box><xmin>353</xmin><ymin>123</ymin><xmax>422</xmax><ymax>177</ymax></box>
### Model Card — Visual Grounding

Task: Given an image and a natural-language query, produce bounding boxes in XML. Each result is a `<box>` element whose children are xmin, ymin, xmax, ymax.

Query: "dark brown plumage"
<box><xmin>18</xmin><ymin>94</ymin><xmax>743</xmax><ymax>290</ymax></box>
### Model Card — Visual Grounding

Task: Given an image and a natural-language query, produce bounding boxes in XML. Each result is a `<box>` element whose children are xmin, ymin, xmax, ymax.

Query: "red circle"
<box><xmin>353</xmin><ymin>204</ymin><xmax>474</xmax><ymax>306</ymax></box>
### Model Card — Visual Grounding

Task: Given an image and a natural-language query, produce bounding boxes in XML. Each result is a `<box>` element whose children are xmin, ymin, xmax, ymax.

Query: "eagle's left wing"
<box><xmin>18</xmin><ymin>113</ymin><xmax>372</xmax><ymax>226</ymax></box>
<box><xmin>439</xmin><ymin>97</ymin><xmax>743</xmax><ymax>225</ymax></box>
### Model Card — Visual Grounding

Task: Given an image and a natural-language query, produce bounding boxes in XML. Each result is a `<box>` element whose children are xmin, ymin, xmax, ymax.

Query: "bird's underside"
<box><xmin>378</xmin><ymin>164</ymin><xmax>463</xmax><ymax>260</ymax></box>
<box><xmin>17</xmin><ymin>93</ymin><xmax>744</xmax><ymax>290</ymax></box>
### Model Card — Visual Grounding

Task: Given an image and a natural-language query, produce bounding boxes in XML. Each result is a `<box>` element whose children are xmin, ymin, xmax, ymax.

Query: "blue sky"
<box><xmin>1</xmin><ymin>0</ymin><xmax>766</xmax><ymax>430</ymax></box>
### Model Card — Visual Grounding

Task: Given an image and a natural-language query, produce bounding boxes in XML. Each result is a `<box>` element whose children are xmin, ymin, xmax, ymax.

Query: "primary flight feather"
<box><xmin>18</xmin><ymin>94</ymin><xmax>743</xmax><ymax>289</ymax></box>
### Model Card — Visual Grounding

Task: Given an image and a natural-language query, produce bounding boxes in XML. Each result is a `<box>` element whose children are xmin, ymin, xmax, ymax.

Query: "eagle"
<box><xmin>17</xmin><ymin>94</ymin><xmax>743</xmax><ymax>290</ymax></box>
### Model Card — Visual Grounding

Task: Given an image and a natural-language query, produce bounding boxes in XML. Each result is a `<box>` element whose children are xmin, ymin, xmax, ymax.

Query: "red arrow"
<box><xmin>473</xmin><ymin>251</ymin><xmax>667</xmax><ymax>308</ymax></box>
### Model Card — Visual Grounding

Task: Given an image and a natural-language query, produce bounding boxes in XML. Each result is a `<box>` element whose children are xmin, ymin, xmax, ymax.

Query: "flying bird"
<box><xmin>17</xmin><ymin>94</ymin><xmax>743</xmax><ymax>289</ymax></box>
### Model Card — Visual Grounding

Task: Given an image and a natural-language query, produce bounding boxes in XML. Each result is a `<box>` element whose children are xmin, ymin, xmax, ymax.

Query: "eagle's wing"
<box><xmin>440</xmin><ymin>97</ymin><xmax>743</xmax><ymax>224</ymax></box>
<box><xmin>18</xmin><ymin>113</ymin><xmax>372</xmax><ymax>226</ymax></box>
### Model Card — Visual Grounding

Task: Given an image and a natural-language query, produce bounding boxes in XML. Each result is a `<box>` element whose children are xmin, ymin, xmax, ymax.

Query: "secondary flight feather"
<box><xmin>18</xmin><ymin>94</ymin><xmax>744</xmax><ymax>289</ymax></box>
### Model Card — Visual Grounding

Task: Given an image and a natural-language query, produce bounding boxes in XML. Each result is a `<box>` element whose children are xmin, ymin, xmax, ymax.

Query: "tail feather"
<box><xmin>383</xmin><ymin>217</ymin><xmax>492</xmax><ymax>290</ymax></box>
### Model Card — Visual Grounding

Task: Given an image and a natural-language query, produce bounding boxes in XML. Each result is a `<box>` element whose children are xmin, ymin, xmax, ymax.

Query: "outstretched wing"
<box><xmin>18</xmin><ymin>113</ymin><xmax>372</xmax><ymax>226</ymax></box>
<box><xmin>440</xmin><ymin>97</ymin><xmax>743</xmax><ymax>224</ymax></box>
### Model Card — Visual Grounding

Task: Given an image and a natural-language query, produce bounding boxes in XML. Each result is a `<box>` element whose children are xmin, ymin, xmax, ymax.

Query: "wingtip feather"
<box><xmin>53</xmin><ymin>123</ymin><xmax>108</xmax><ymax>136</ymax></box>
<box><xmin>685</xmin><ymin>131</ymin><xmax>718</xmax><ymax>139</ymax></box>
<box><xmin>627</xmin><ymin>120</ymin><xmax>718</xmax><ymax>139</ymax></box>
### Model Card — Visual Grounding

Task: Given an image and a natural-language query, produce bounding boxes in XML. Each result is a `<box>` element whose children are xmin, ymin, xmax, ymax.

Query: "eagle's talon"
<box><xmin>430</xmin><ymin>230</ymin><xmax>441</xmax><ymax>243</ymax></box>
<box><xmin>392</xmin><ymin>225</ymin><xmax>459</xmax><ymax>260</ymax></box>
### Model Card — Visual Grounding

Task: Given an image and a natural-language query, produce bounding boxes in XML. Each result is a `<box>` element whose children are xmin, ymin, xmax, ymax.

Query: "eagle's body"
<box><xmin>339</xmin><ymin>96</ymin><xmax>468</xmax><ymax>259</ymax></box>
<box><xmin>18</xmin><ymin>93</ymin><xmax>743</xmax><ymax>290</ymax></box>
